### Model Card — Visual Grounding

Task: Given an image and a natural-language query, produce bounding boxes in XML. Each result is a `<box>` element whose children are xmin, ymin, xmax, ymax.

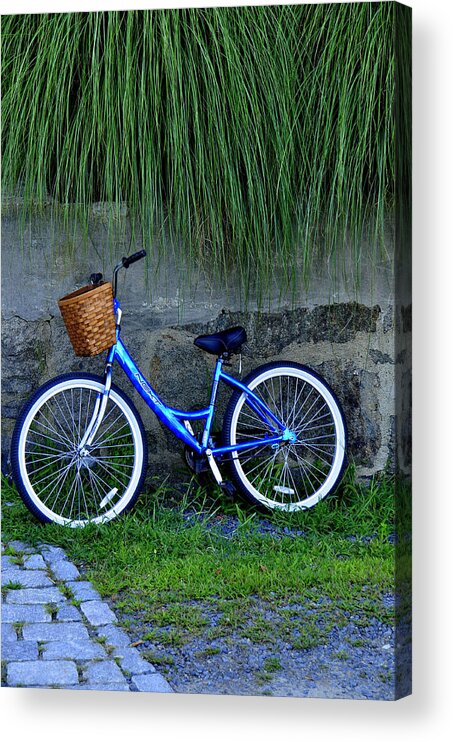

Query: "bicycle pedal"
<box><xmin>220</xmin><ymin>480</ymin><xmax>236</xmax><ymax>500</ymax></box>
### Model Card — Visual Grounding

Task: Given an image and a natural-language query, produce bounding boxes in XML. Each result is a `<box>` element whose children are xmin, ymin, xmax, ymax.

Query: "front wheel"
<box><xmin>11</xmin><ymin>373</ymin><xmax>148</xmax><ymax>527</ymax></box>
<box><xmin>222</xmin><ymin>362</ymin><xmax>347</xmax><ymax>511</ymax></box>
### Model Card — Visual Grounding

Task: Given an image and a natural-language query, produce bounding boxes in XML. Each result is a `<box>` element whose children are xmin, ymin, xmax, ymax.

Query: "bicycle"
<box><xmin>10</xmin><ymin>250</ymin><xmax>347</xmax><ymax>527</ymax></box>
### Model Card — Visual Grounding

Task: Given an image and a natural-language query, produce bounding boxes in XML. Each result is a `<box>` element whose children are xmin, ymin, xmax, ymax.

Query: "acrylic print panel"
<box><xmin>1</xmin><ymin>2</ymin><xmax>411</xmax><ymax>699</ymax></box>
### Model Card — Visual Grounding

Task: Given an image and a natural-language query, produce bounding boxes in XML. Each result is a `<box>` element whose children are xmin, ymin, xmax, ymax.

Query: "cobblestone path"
<box><xmin>1</xmin><ymin>540</ymin><xmax>173</xmax><ymax>693</ymax></box>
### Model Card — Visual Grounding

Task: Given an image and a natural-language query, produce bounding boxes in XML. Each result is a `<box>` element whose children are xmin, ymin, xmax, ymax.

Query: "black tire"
<box><xmin>11</xmin><ymin>373</ymin><xmax>148</xmax><ymax>527</ymax></box>
<box><xmin>222</xmin><ymin>362</ymin><xmax>347</xmax><ymax>511</ymax></box>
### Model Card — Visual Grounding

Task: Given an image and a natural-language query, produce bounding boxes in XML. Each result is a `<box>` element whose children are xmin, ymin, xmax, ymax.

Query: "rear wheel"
<box><xmin>222</xmin><ymin>362</ymin><xmax>347</xmax><ymax>511</ymax></box>
<box><xmin>11</xmin><ymin>373</ymin><xmax>147</xmax><ymax>527</ymax></box>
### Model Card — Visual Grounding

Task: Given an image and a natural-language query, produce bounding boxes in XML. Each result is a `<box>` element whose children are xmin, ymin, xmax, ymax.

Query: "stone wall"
<box><xmin>1</xmin><ymin>211</ymin><xmax>404</xmax><ymax>481</ymax></box>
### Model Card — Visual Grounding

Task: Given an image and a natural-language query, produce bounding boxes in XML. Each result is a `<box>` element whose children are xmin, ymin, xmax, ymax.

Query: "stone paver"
<box><xmin>40</xmin><ymin>545</ymin><xmax>67</xmax><ymax>562</ymax></box>
<box><xmin>1</xmin><ymin>540</ymin><xmax>173</xmax><ymax>693</ymax></box>
<box><xmin>98</xmin><ymin>624</ymin><xmax>131</xmax><ymax>647</ymax></box>
<box><xmin>7</xmin><ymin>540</ymin><xmax>34</xmax><ymax>553</ymax></box>
<box><xmin>2</xmin><ymin>624</ymin><xmax>18</xmax><ymax>642</ymax></box>
<box><xmin>2</xmin><ymin>555</ymin><xmax>21</xmax><ymax>570</ymax></box>
<box><xmin>131</xmin><ymin>674</ymin><xmax>174</xmax><ymax>693</ymax></box>
<box><xmin>2</xmin><ymin>569</ymin><xmax>53</xmax><ymax>588</ymax></box>
<box><xmin>22</xmin><ymin>622</ymin><xmax>90</xmax><ymax>642</ymax></box>
<box><xmin>6</xmin><ymin>586</ymin><xmax>65</xmax><ymax>604</ymax></box>
<box><xmin>51</xmin><ymin>560</ymin><xmax>80</xmax><ymax>581</ymax></box>
<box><xmin>7</xmin><ymin>660</ymin><xmax>79</xmax><ymax>687</ymax></box>
<box><xmin>66</xmin><ymin>581</ymin><xmax>101</xmax><ymax>602</ymax></box>
<box><xmin>114</xmin><ymin>647</ymin><xmax>156</xmax><ymax>675</ymax></box>
<box><xmin>83</xmin><ymin>660</ymin><xmax>125</xmax><ymax>685</ymax></box>
<box><xmin>23</xmin><ymin>554</ymin><xmax>46</xmax><ymax>570</ymax></box>
<box><xmin>42</xmin><ymin>639</ymin><xmax>107</xmax><ymax>661</ymax></box>
<box><xmin>2</xmin><ymin>640</ymin><xmax>39</xmax><ymax>661</ymax></box>
<box><xmin>56</xmin><ymin>604</ymin><xmax>83</xmax><ymax>622</ymax></box>
<box><xmin>2</xmin><ymin>604</ymin><xmax>51</xmax><ymax>624</ymax></box>
<box><xmin>80</xmin><ymin>600</ymin><xmax>117</xmax><ymax>626</ymax></box>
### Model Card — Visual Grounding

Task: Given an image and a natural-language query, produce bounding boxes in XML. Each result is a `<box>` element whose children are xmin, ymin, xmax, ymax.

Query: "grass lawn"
<box><xmin>1</xmin><ymin>467</ymin><xmax>404</xmax><ymax>654</ymax></box>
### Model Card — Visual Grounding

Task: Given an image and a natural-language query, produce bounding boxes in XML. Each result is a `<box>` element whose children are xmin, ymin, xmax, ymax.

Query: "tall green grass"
<box><xmin>1</xmin><ymin>4</ymin><xmax>407</xmax><ymax>296</ymax></box>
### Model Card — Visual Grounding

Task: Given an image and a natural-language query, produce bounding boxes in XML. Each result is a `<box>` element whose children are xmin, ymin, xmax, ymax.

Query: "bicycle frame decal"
<box><xmin>133</xmin><ymin>373</ymin><xmax>161</xmax><ymax>405</ymax></box>
<box><xmin>106</xmin><ymin>311</ymin><xmax>287</xmax><ymax>458</ymax></box>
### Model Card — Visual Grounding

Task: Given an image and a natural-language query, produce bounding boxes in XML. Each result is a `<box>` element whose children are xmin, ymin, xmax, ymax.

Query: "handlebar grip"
<box><xmin>122</xmin><ymin>250</ymin><xmax>147</xmax><ymax>269</ymax></box>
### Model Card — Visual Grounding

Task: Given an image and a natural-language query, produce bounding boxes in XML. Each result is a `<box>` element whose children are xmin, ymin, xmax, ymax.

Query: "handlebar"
<box><xmin>89</xmin><ymin>251</ymin><xmax>147</xmax><ymax>297</ymax></box>
<box><xmin>121</xmin><ymin>250</ymin><xmax>147</xmax><ymax>269</ymax></box>
<box><xmin>112</xmin><ymin>250</ymin><xmax>147</xmax><ymax>297</ymax></box>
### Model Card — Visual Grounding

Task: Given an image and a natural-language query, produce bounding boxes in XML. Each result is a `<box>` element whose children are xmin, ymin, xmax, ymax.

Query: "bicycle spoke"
<box><xmin>65</xmin><ymin>390</ymin><xmax>79</xmax><ymax>444</ymax></box>
<box><xmin>49</xmin><ymin>397</ymin><xmax>75</xmax><ymax>445</ymax></box>
<box><xmin>32</xmin><ymin>414</ymin><xmax>73</xmax><ymax>448</ymax></box>
<box><xmin>238</xmin><ymin>408</ymin><xmax>271</xmax><ymax>432</ymax></box>
<box><xmin>294</xmin><ymin>439</ymin><xmax>336</xmax><ymax>446</ymax></box>
<box><xmin>40</xmin><ymin>460</ymin><xmax>75</xmax><ymax>506</ymax></box>
<box><xmin>28</xmin><ymin>458</ymin><xmax>75</xmax><ymax>489</ymax></box>
<box><xmin>289</xmin><ymin>447</ymin><xmax>329</xmax><ymax>484</ymax></box>
<box><xmin>290</xmin><ymin>378</ymin><xmax>307</xmax><ymax>430</ymax></box>
<box><xmin>24</xmin><ymin>452</ymin><xmax>71</xmax><ymax>476</ymax></box>
<box><xmin>94</xmin><ymin>419</ymin><xmax>131</xmax><ymax>447</ymax></box>
<box><xmin>296</xmin><ymin>441</ymin><xmax>335</xmax><ymax>464</ymax></box>
<box><xmin>84</xmin><ymin>389</ymin><xmax>93</xmax><ymax>435</ymax></box>
<box><xmin>93</xmin><ymin>438</ymin><xmax>135</xmax><ymax>449</ymax></box>
<box><xmin>261</xmin><ymin>379</ymin><xmax>279</xmax><ymax>418</ymax></box>
<box><xmin>290</xmin><ymin>453</ymin><xmax>310</xmax><ymax>500</ymax></box>
<box><xmin>96</xmin><ymin>455</ymin><xmax>135</xmax><ymax>462</ymax></box>
<box><xmin>95</xmin><ymin>457</ymin><xmax>132</xmax><ymax>484</ymax></box>
<box><xmin>87</xmin><ymin>465</ymin><xmax>117</xmax><ymax>498</ymax></box>
<box><xmin>87</xmin><ymin>466</ymin><xmax>104</xmax><ymax>506</ymax></box>
<box><xmin>249</xmin><ymin>450</ymin><xmax>279</xmax><ymax>488</ymax></box>
<box><xmin>240</xmin><ymin>450</ymin><xmax>278</xmax><ymax>480</ymax></box>
<box><xmin>24</xmin><ymin>447</ymin><xmax>69</xmax><ymax>462</ymax></box>
<box><xmin>297</xmin><ymin>422</ymin><xmax>336</xmax><ymax>435</ymax></box>
<box><xmin>295</xmin><ymin>408</ymin><xmax>331</xmax><ymax>433</ymax></box>
<box><xmin>38</xmin><ymin>403</ymin><xmax>76</xmax><ymax>446</ymax></box>
<box><xmin>56</xmin><ymin>471</ymin><xmax>79</xmax><ymax>519</ymax></box>
<box><xmin>28</xmin><ymin>421</ymin><xmax>74</xmax><ymax>451</ymax></box>
<box><xmin>78</xmin><ymin>388</ymin><xmax>83</xmax><ymax>444</ymax></box>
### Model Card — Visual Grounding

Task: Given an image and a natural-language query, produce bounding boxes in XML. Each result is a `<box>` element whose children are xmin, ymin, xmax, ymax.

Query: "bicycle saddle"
<box><xmin>194</xmin><ymin>326</ymin><xmax>247</xmax><ymax>356</ymax></box>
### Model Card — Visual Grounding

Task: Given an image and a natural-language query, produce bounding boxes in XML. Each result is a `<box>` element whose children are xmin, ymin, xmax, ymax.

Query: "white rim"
<box><xmin>17</xmin><ymin>378</ymin><xmax>144</xmax><ymax>526</ymax></box>
<box><xmin>230</xmin><ymin>367</ymin><xmax>346</xmax><ymax>511</ymax></box>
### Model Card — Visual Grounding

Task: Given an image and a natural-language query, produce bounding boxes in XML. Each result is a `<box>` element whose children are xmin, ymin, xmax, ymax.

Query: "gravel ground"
<box><xmin>103</xmin><ymin>513</ymin><xmax>410</xmax><ymax>701</ymax></box>
<box><xmin>118</xmin><ymin>597</ymin><xmax>399</xmax><ymax>700</ymax></box>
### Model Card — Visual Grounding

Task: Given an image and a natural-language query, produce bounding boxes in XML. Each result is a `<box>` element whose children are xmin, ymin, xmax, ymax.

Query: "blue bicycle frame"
<box><xmin>104</xmin><ymin>299</ymin><xmax>292</xmax><ymax>461</ymax></box>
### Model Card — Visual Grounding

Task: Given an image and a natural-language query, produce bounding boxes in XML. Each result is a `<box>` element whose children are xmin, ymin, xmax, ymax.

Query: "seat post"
<box><xmin>201</xmin><ymin>356</ymin><xmax>224</xmax><ymax>449</ymax></box>
<box><xmin>209</xmin><ymin>356</ymin><xmax>224</xmax><ymax>409</ymax></box>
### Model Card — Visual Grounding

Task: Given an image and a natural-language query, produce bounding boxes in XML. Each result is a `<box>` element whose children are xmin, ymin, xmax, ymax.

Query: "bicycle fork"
<box><xmin>77</xmin><ymin>363</ymin><xmax>113</xmax><ymax>453</ymax></box>
<box><xmin>74</xmin><ymin>364</ymin><xmax>118</xmax><ymax>509</ymax></box>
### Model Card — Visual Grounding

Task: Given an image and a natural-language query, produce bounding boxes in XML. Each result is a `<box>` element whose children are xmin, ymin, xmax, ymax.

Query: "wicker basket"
<box><xmin>58</xmin><ymin>282</ymin><xmax>116</xmax><ymax>356</ymax></box>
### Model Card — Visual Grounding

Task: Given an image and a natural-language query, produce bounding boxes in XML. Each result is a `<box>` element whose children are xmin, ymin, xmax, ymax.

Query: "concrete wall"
<box><xmin>1</xmin><ymin>210</ymin><xmax>406</xmax><ymax>481</ymax></box>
